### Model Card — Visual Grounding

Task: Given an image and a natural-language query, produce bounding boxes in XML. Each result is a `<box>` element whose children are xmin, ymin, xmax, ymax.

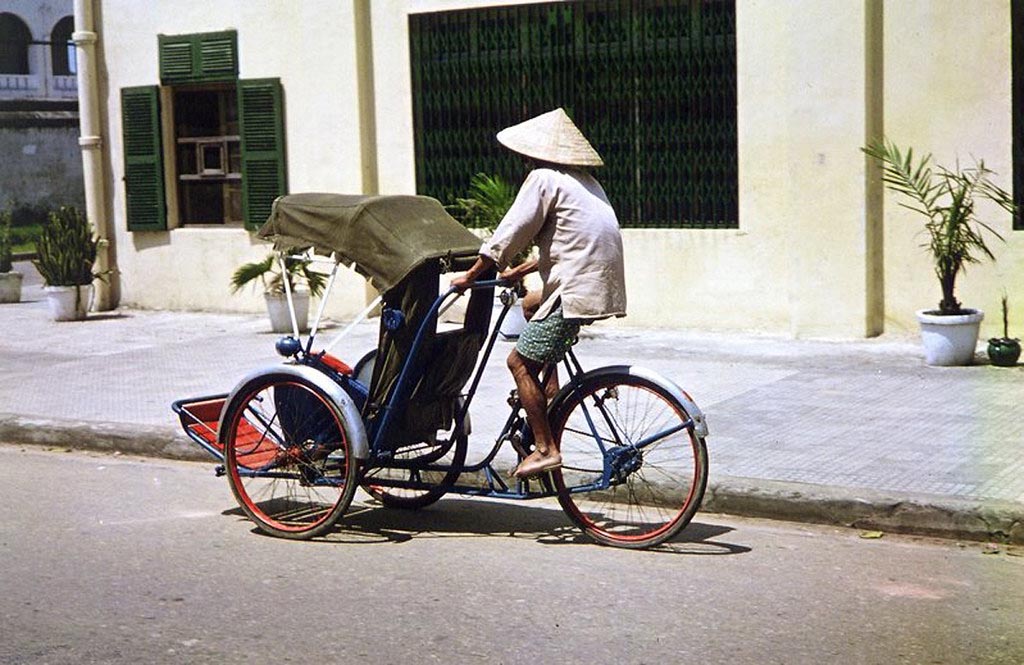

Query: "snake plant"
<box><xmin>32</xmin><ymin>206</ymin><xmax>98</xmax><ymax>286</ymax></box>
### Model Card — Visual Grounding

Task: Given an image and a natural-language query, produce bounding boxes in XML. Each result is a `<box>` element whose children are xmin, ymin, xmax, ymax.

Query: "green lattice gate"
<box><xmin>410</xmin><ymin>0</ymin><xmax>737</xmax><ymax>229</ymax></box>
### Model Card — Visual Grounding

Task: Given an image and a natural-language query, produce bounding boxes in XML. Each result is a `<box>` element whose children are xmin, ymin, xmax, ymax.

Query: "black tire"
<box><xmin>221</xmin><ymin>373</ymin><xmax>359</xmax><ymax>539</ymax></box>
<box><xmin>360</xmin><ymin>423</ymin><xmax>467</xmax><ymax>510</ymax></box>
<box><xmin>551</xmin><ymin>373</ymin><xmax>708</xmax><ymax>548</ymax></box>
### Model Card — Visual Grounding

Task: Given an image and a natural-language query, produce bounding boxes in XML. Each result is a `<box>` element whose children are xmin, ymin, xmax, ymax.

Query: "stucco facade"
<box><xmin>86</xmin><ymin>0</ymin><xmax>1021</xmax><ymax>338</ymax></box>
<box><xmin>1</xmin><ymin>0</ymin><xmax>84</xmax><ymax>211</ymax></box>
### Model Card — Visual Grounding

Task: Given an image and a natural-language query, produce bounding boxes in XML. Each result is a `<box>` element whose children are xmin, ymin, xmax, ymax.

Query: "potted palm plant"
<box><xmin>863</xmin><ymin>139</ymin><xmax>1015</xmax><ymax>365</ymax></box>
<box><xmin>447</xmin><ymin>172</ymin><xmax>529</xmax><ymax>338</ymax></box>
<box><xmin>987</xmin><ymin>293</ymin><xmax>1020</xmax><ymax>367</ymax></box>
<box><xmin>230</xmin><ymin>253</ymin><xmax>327</xmax><ymax>333</ymax></box>
<box><xmin>0</xmin><ymin>208</ymin><xmax>23</xmax><ymax>304</ymax></box>
<box><xmin>32</xmin><ymin>206</ymin><xmax>98</xmax><ymax>321</ymax></box>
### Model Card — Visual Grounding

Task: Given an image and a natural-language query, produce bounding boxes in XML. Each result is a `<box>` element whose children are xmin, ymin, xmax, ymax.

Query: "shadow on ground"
<box><xmin>224</xmin><ymin>497</ymin><xmax>752</xmax><ymax>556</ymax></box>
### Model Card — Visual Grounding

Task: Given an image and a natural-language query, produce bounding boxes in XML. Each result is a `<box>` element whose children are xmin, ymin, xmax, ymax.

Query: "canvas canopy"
<box><xmin>258</xmin><ymin>193</ymin><xmax>484</xmax><ymax>293</ymax></box>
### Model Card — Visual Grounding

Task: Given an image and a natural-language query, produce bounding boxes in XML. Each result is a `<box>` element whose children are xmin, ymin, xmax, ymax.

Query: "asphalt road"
<box><xmin>2</xmin><ymin>444</ymin><xmax>1022</xmax><ymax>664</ymax></box>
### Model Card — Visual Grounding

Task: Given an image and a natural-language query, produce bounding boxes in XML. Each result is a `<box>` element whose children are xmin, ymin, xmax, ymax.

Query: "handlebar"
<box><xmin>444</xmin><ymin>277</ymin><xmax>515</xmax><ymax>298</ymax></box>
<box><xmin>439</xmin><ymin>278</ymin><xmax>521</xmax><ymax>319</ymax></box>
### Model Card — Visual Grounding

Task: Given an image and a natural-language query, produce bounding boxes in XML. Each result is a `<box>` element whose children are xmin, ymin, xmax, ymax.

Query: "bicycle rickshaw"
<box><xmin>173</xmin><ymin>193</ymin><xmax>709</xmax><ymax>549</ymax></box>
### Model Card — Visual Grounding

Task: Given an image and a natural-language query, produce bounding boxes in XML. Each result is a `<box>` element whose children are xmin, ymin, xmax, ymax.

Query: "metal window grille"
<box><xmin>410</xmin><ymin>0</ymin><xmax>738</xmax><ymax>229</ymax></box>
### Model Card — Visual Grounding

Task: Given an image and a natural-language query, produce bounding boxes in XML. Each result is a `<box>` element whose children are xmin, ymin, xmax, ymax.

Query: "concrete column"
<box><xmin>72</xmin><ymin>0</ymin><xmax>116</xmax><ymax>310</ymax></box>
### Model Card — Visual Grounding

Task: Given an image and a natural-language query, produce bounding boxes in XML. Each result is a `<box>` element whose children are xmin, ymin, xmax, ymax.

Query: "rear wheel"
<box><xmin>360</xmin><ymin>421</ymin><xmax>467</xmax><ymax>509</ymax></box>
<box><xmin>551</xmin><ymin>373</ymin><xmax>708</xmax><ymax>548</ymax></box>
<box><xmin>222</xmin><ymin>373</ymin><xmax>359</xmax><ymax>539</ymax></box>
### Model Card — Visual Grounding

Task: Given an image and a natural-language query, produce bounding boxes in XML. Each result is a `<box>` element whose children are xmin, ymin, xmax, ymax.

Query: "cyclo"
<box><xmin>173</xmin><ymin>193</ymin><xmax>709</xmax><ymax>549</ymax></box>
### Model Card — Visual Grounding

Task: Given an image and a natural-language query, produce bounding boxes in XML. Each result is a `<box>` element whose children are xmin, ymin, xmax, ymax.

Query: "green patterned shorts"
<box><xmin>515</xmin><ymin>305</ymin><xmax>583</xmax><ymax>364</ymax></box>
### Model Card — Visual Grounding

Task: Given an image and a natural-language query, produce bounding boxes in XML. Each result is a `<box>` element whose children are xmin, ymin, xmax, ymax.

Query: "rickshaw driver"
<box><xmin>451</xmin><ymin>108</ymin><xmax>627</xmax><ymax>479</ymax></box>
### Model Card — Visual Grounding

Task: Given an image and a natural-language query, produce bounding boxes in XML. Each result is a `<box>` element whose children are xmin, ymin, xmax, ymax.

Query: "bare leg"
<box><xmin>522</xmin><ymin>293</ymin><xmax>559</xmax><ymax>407</ymax></box>
<box><xmin>543</xmin><ymin>365</ymin><xmax>559</xmax><ymax>401</ymax></box>
<box><xmin>508</xmin><ymin>349</ymin><xmax>562</xmax><ymax>477</ymax></box>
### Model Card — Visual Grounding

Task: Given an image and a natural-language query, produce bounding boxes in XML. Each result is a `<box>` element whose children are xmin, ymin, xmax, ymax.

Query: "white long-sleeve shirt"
<box><xmin>481</xmin><ymin>167</ymin><xmax>627</xmax><ymax>322</ymax></box>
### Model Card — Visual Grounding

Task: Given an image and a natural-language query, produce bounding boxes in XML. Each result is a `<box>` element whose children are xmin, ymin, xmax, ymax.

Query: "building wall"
<box><xmin>0</xmin><ymin>123</ymin><xmax>84</xmax><ymax>209</ymax></box>
<box><xmin>94</xmin><ymin>0</ymin><xmax>1021</xmax><ymax>338</ymax></box>
<box><xmin>373</xmin><ymin>0</ymin><xmax>878</xmax><ymax>335</ymax></box>
<box><xmin>883</xmin><ymin>0</ymin><xmax>1020</xmax><ymax>336</ymax></box>
<box><xmin>0</xmin><ymin>0</ymin><xmax>82</xmax><ymax>212</ymax></box>
<box><xmin>0</xmin><ymin>0</ymin><xmax>78</xmax><ymax>102</ymax></box>
<box><xmin>98</xmin><ymin>0</ymin><xmax>372</xmax><ymax>315</ymax></box>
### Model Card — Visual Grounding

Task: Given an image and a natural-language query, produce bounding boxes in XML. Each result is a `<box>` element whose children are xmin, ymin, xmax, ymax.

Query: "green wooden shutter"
<box><xmin>159</xmin><ymin>30</ymin><xmax>238</xmax><ymax>84</ymax></box>
<box><xmin>120</xmin><ymin>86</ymin><xmax>166</xmax><ymax>231</ymax></box>
<box><xmin>239</xmin><ymin>78</ymin><xmax>287</xmax><ymax>229</ymax></box>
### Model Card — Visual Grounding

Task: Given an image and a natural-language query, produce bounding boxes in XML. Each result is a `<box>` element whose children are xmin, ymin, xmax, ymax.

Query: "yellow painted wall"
<box><xmin>99</xmin><ymin>0</ymin><xmax>370</xmax><ymax>316</ymax></box>
<box><xmin>95</xmin><ymin>0</ymin><xmax>1021</xmax><ymax>339</ymax></box>
<box><xmin>882</xmin><ymin>0</ymin><xmax>1020</xmax><ymax>338</ymax></box>
<box><xmin>373</xmin><ymin>0</ymin><xmax>877</xmax><ymax>335</ymax></box>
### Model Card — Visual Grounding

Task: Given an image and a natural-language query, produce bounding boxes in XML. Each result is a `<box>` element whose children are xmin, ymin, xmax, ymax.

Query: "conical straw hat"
<box><xmin>496</xmin><ymin>108</ymin><xmax>604</xmax><ymax>167</ymax></box>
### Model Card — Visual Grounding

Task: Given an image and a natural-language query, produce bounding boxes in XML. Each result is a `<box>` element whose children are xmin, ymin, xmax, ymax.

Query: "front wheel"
<box><xmin>551</xmin><ymin>373</ymin><xmax>708</xmax><ymax>548</ymax></box>
<box><xmin>221</xmin><ymin>373</ymin><xmax>359</xmax><ymax>539</ymax></box>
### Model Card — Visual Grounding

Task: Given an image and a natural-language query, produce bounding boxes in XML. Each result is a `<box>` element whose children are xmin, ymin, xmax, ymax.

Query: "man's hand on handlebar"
<box><xmin>499</xmin><ymin>258</ymin><xmax>538</xmax><ymax>285</ymax></box>
<box><xmin>451</xmin><ymin>255</ymin><xmax>497</xmax><ymax>293</ymax></box>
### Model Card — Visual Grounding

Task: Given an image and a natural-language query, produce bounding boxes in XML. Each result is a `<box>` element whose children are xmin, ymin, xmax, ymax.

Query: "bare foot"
<box><xmin>512</xmin><ymin>450</ymin><xmax>562</xmax><ymax>478</ymax></box>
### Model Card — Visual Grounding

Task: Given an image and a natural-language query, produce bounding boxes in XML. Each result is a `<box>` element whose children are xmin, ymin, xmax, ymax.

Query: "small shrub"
<box><xmin>32</xmin><ymin>206</ymin><xmax>98</xmax><ymax>286</ymax></box>
<box><xmin>446</xmin><ymin>173</ymin><xmax>517</xmax><ymax>232</ymax></box>
<box><xmin>230</xmin><ymin>253</ymin><xmax>327</xmax><ymax>298</ymax></box>
<box><xmin>862</xmin><ymin>139</ymin><xmax>1014</xmax><ymax>315</ymax></box>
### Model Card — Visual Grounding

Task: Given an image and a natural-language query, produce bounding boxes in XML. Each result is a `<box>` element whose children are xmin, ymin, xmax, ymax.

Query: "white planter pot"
<box><xmin>0</xmin><ymin>271</ymin><xmax>23</xmax><ymax>304</ymax></box>
<box><xmin>499</xmin><ymin>301</ymin><xmax>527</xmax><ymax>340</ymax></box>
<box><xmin>916</xmin><ymin>308</ymin><xmax>984</xmax><ymax>366</ymax></box>
<box><xmin>44</xmin><ymin>284</ymin><xmax>92</xmax><ymax>321</ymax></box>
<box><xmin>265</xmin><ymin>291</ymin><xmax>310</xmax><ymax>333</ymax></box>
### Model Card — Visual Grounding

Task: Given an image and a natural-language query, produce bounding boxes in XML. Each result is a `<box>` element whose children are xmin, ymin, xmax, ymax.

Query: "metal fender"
<box><xmin>219</xmin><ymin>364</ymin><xmax>370</xmax><ymax>460</ymax></box>
<box><xmin>552</xmin><ymin>365</ymin><xmax>709</xmax><ymax>439</ymax></box>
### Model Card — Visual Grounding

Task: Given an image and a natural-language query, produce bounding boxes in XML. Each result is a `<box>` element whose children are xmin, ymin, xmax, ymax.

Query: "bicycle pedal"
<box><xmin>509</xmin><ymin>431</ymin><xmax>532</xmax><ymax>459</ymax></box>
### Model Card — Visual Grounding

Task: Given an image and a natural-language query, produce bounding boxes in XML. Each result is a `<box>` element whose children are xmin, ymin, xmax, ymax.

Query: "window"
<box><xmin>0</xmin><ymin>12</ymin><xmax>31</xmax><ymax>75</ymax></box>
<box><xmin>174</xmin><ymin>86</ymin><xmax>242</xmax><ymax>224</ymax></box>
<box><xmin>410</xmin><ymin>0</ymin><xmax>738</xmax><ymax>229</ymax></box>
<box><xmin>120</xmin><ymin>31</ymin><xmax>286</xmax><ymax>231</ymax></box>
<box><xmin>51</xmin><ymin>16</ymin><xmax>76</xmax><ymax>76</ymax></box>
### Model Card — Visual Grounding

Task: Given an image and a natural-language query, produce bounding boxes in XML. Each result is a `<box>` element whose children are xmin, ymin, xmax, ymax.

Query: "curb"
<box><xmin>0</xmin><ymin>413</ymin><xmax>207</xmax><ymax>462</ymax></box>
<box><xmin>705</xmin><ymin>476</ymin><xmax>1024</xmax><ymax>544</ymax></box>
<box><xmin>3</xmin><ymin>413</ymin><xmax>1022</xmax><ymax>545</ymax></box>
